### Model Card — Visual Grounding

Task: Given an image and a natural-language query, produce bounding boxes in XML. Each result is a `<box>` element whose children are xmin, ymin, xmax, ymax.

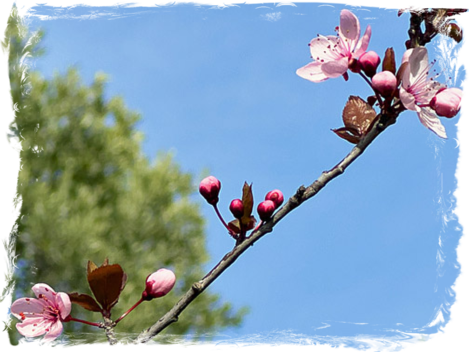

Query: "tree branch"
<box><xmin>135</xmin><ymin>107</ymin><xmax>401</xmax><ymax>344</ymax></box>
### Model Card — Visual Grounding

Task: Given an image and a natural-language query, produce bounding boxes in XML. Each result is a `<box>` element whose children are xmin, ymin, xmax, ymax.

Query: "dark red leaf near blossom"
<box><xmin>86</xmin><ymin>259</ymin><xmax>127</xmax><ymax>318</ymax></box>
<box><xmin>68</xmin><ymin>292</ymin><xmax>102</xmax><ymax>313</ymax></box>
<box><xmin>333</xmin><ymin>96</ymin><xmax>377</xmax><ymax>144</ymax></box>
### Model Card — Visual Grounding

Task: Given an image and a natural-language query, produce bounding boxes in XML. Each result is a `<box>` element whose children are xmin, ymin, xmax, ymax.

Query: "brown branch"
<box><xmin>103</xmin><ymin>317</ymin><xmax>118</xmax><ymax>345</ymax></box>
<box><xmin>135</xmin><ymin>105</ymin><xmax>402</xmax><ymax>344</ymax></box>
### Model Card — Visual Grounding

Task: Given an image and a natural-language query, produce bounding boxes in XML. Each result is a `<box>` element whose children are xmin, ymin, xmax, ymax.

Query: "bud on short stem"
<box><xmin>229</xmin><ymin>199</ymin><xmax>244</xmax><ymax>219</ymax></box>
<box><xmin>142</xmin><ymin>269</ymin><xmax>176</xmax><ymax>301</ymax></box>
<box><xmin>265</xmin><ymin>190</ymin><xmax>284</xmax><ymax>209</ymax></box>
<box><xmin>359</xmin><ymin>51</ymin><xmax>381</xmax><ymax>78</ymax></box>
<box><xmin>257</xmin><ymin>200</ymin><xmax>276</xmax><ymax>221</ymax></box>
<box><xmin>199</xmin><ymin>176</ymin><xmax>221</xmax><ymax>205</ymax></box>
<box><xmin>372</xmin><ymin>71</ymin><xmax>397</xmax><ymax>97</ymax></box>
<box><xmin>430</xmin><ymin>88</ymin><xmax>463</xmax><ymax>118</ymax></box>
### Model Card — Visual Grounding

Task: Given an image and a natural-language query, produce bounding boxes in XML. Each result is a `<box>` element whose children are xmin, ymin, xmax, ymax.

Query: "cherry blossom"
<box><xmin>399</xmin><ymin>47</ymin><xmax>447</xmax><ymax>138</ymax></box>
<box><xmin>297</xmin><ymin>9</ymin><xmax>372</xmax><ymax>82</ymax></box>
<box><xmin>10</xmin><ymin>283</ymin><xmax>71</xmax><ymax>342</ymax></box>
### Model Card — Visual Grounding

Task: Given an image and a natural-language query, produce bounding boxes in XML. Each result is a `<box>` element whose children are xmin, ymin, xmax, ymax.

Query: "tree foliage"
<box><xmin>5</xmin><ymin>6</ymin><xmax>246</xmax><ymax>344</ymax></box>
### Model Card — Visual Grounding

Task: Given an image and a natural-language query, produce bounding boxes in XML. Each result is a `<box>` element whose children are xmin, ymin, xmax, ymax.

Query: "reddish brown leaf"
<box><xmin>68</xmin><ymin>292</ymin><xmax>102</xmax><ymax>313</ymax></box>
<box><xmin>444</xmin><ymin>23</ymin><xmax>463</xmax><ymax>43</ymax></box>
<box><xmin>342</xmin><ymin>96</ymin><xmax>377</xmax><ymax>136</ymax></box>
<box><xmin>87</xmin><ymin>260</ymin><xmax>98</xmax><ymax>276</ymax></box>
<box><xmin>87</xmin><ymin>262</ymin><xmax>127</xmax><ymax>315</ymax></box>
<box><xmin>228</xmin><ymin>219</ymin><xmax>241</xmax><ymax>234</ymax></box>
<box><xmin>332</xmin><ymin>127</ymin><xmax>361</xmax><ymax>144</ymax></box>
<box><xmin>240</xmin><ymin>182</ymin><xmax>254</xmax><ymax>228</ymax></box>
<box><xmin>382</xmin><ymin>48</ymin><xmax>396</xmax><ymax>74</ymax></box>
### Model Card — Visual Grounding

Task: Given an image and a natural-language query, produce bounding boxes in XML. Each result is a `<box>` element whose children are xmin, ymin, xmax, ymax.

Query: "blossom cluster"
<box><xmin>297</xmin><ymin>9</ymin><xmax>463</xmax><ymax>138</ymax></box>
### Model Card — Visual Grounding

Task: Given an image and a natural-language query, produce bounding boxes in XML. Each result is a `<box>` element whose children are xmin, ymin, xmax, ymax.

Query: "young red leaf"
<box><xmin>240</xmin><ymin>182</ymin><xmax>254</xmax><ymax>228</ymax></box>
<box><xmin>87</xmin><ymin>261</ymin><xmax>127</xmax><ymax>317</ymax></box>
<box><xmin>438</xmin><ymin>23</ymin><xmax>463</xmax><ymax>43</ymax></box>
<box><xmin>382</xmin><ymin>48</ymin><xmax>396</xmax><ymax>74</ymax></box>
<box><xmin>332</xmin><ymin>127</ymin><xmax>361</xmax><ymax>144</ymax></box>
<box><xmin>68</xmin><ymin>292</ymin><xmax>102</xmax><ymax>313</ymax></box>
<box><xmin>342</xmin><ymin>96</ymin><xmax>377</xmax><ymax>135</ymax></box>
<box><xmin>228</xmin><ymin>219</ymin><xmax>241</xmax><ymax>234</ymax></box>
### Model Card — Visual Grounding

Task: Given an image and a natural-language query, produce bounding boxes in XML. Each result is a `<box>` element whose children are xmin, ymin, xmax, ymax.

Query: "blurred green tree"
<box><xmin>4</xmin><ymin>6</ymin><xmax>246</xmax><ymax>344</ymax></box>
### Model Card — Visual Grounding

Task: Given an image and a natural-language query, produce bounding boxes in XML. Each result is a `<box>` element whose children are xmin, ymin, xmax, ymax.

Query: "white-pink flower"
<box><xmin>297</xmin><ymin>9</ymin><xmax>372</xmax><ymax>82</ymax></box>
<box><xmin>10</xmin><ymin>283</ymin><xmax>71</xmax><ymax>342</ymax></box>
<box><xmin>142</xmin><ymin>268</ymin><xmax>176</xmax><ymax>300</ymax></box>
<box><xmin>399</xmin><ymin>47</ymin><xmax>447</xmax><ymax>138</ymax></box>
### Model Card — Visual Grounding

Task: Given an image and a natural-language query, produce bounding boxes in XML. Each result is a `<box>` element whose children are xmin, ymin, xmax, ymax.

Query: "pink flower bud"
<box><xmin>229</xmin><ymin>199</ymin><xmax>244</xmax><ymax>219</ymax></box>
<box><xmin>359</xmin><ymin>51</ymin><xmax>381</xmax><ymax>77</ymax></box>
<box><xmin>199</xmin><ymin>176</ymin><xmax>221</xmax><ymax>205</ymax></box>
<box><xmin>142</xmin><ymin>268</ymin><xmax>176</xmax><ymax>301</ymax></box>
<box><xmin>447</xmin><ymin>7</ymin><xmax>468</xmax><ymax>20</ymax></box>
<box><xmin>257</xmin><ymin>200</ymin><xmax>276</xmax><ymax>221</ymax></box>
<box><xmin>372</xmin><ymin>71</ymin><xmax>397</xmax><ymax>97</ymax></box>
<box><xmin>430</xmin><ymin>88</ymin><xmax>463</xmax><ymax>118</ymax></box>
<box><xmin>265</xmin><ymin>190</ymin><xmax>284</xmax><ymax>209</ymax></box>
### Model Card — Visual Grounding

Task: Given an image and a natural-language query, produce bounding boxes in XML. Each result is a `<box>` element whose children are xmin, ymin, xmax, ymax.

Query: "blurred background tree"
<box><xmin>4</xmin><ymin>6</ymin><xmax>246</xmax><ymax>344</ymax></box>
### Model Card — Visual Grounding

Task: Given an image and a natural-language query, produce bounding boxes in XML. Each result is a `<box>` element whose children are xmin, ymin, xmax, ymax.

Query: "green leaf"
<box><xmin>438</xmin><ymin>23</ymin><xmax>463</xmax><ymax>43</ymax></box>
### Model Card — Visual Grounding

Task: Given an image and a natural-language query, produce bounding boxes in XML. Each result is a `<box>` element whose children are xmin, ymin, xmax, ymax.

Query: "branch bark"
<box><xmin>135</xmin><ymin>106</ymin><xmax>402</xmax><ymax>344</ymax></box>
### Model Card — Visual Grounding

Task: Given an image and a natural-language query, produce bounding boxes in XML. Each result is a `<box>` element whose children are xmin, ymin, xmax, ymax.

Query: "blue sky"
<box><xmin>3</xmin><ymin>2</ymin><xmax>468</xmax><ymax>348</ymax></box>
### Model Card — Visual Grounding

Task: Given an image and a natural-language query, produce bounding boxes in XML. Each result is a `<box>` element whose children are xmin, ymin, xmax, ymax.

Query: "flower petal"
<box><xmin>408</xmin><ymin>47</ymin><xmax>428</xmax><ymax>85</ymax></box>
<box><xmin>11</xmin><ymin>297</ymin><xmax>47</xmax><ymax>319</ymax></box>
<box><xmin>309</xmin><ymin>35</ymin><xmax>343</xmax><ymax>61</ymax></box>
<box><xmin>296</xmin><ymin>61</ymin><xmax>329</xmax><ymax>82</ymax></box>
<box><xmin>43</xmin><ymin>320</ymin><xmax>64</xmax><ymax>343</ymax></box>
<box><xmin>418</xmin><ymin>107</ymin><xmax>447</xmax><ymax>138</ymax></box>
<box><xmin>56</xmin><ymin>293</ymin><xmax>72</xmax><ymax>320</ymax></box>
<box><xmin>339</xmin><ymin>9</ymin><xmax>360</xmax><ymax>49</ymax></box>
<box><xmin>354</xmin><ymin>25</ymin><xmax>371</xmax><ymax>58</ymax></box>
<box><xmin>16</xmin><ymin>317</ymin><xmax>51</xmax><ymax>338</ymax></box>
<box><xmin>321</xmin><ymin>56</ymin><xmax>349</xmax><ymax>78</ymax></box>
<box><xmin>32</xmin><ymin>283</ymin><xmax>57</xmax><ymax>302</ymax></box>
<box><xmin>399</xmin><ymin>87</ymin><xmax>417</xmax><ymax>111</ymax></box>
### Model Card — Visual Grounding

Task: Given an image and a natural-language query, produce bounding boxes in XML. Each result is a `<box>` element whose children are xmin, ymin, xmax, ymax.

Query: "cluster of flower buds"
<box><xmin>199</xmin><ymin>176</ymin><xmax>284</xmax><ymax>243</ymax></box>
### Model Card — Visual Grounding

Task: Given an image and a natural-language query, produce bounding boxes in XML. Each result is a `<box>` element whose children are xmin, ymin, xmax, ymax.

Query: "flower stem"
<box><xmin>213</xmin><ymin>204</ymin><xmax>237</xmax><ymax>239</ymax></box>
<box><xmin>69</xmin><ymin>316</ymin><xmax>102</xmax><ymax>328</ymax></box>
<box><xmin>359</xmin><ymin>71</ymin><xmax>383</xmax><ymax>108</ymax></box>
<box><xmin>114</xmin><ymin>298</ymin><xmax>144</xmax><ymax>324</ymax></box>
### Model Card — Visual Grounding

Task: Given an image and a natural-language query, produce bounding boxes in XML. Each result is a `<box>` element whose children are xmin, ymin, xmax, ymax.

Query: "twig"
<box><xmin>135</xmin><ymin>109</ymin><xmax>399</xmax><ymax>344</ymax></box>
<box><xmin>103</xmin><ymin>317</ymin><xmax>118</xmax><ymax>345</ymax></box>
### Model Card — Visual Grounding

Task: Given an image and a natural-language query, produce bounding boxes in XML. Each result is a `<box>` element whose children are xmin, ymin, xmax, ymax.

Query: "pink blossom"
<box><xmin>399</xmin><ymin>47</ymin><xmax>447</xmax><ymax>138</ymax></box>
<box><xmin>10</xmin><ymin>283</ymin><xmax>71</xmax><ymax>342</ymax></box>
<box><xmin>372</xmin><ymin>71</ymin><xmax>397</xmax><ymax>97</ymax></box>
<box><xmin>297</xmin><ymin>9</ymin><xmax>372</xmax><ymax>82</ymax></box>
<box><xmin>142</xmin><ymin>268</ymin><xmax>176</xmax><ymax>300</ymax></box>
<box><xmin>430</xmin><ymin>88</ymin><xmax>463</xmax><ymax>118</ymax></box>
